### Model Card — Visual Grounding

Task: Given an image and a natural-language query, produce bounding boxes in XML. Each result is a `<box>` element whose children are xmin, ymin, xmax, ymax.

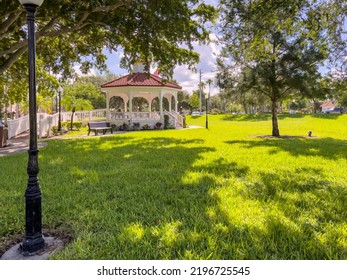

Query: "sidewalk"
<box><xmin>0</xmin><ymin>132</ymin><xmax>47</xmax><ymax>157</ymax></box>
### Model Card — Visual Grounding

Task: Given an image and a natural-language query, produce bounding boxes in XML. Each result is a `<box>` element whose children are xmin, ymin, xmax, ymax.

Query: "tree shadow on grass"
<box><xmin>225</xmin><ymin>137</ymin><xmax>347</xmax><ymax>160</ymax></box>
<box><xmin>222</xmin><ymin>113</ymin><xmax>306</xmax><ymax>122</ymax></box>
<box><xmin>2</xmin><ymin>135</ymin><xmax>346</xmax><ymax>259</ymax></box>
<box><xmin>234</xmin><ymin>167</ymin><xmax>347</xmax><ymax>259</ymax></box>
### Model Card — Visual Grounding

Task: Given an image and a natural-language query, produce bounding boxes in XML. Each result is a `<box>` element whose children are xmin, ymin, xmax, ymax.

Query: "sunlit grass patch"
<box><xmin>1</xmin><ymin>113</ymin><xmax>346</xmax><ymax>259</ymax></box>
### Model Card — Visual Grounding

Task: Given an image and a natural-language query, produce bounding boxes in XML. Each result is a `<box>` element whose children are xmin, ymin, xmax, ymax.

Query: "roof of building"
<box><xmin>101</xmin><ymin>72</ymin><xmax>182</xmax><ymax>90</ymax></box>
<box><xmin>320</xmin><ymin>101</ymin><xmax>335</xmax><ymax>107</ymax></box>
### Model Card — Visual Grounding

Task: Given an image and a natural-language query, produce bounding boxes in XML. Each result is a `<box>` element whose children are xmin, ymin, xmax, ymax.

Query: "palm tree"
<box><xmin>206</xmin><ymin>79</ymin><xmax>213</xmax><ymax>98</ymax></box>
<box><xmin>62</xmin><ymin>94</ymin><xmax>93</xmax><ymax>130</ymax></box>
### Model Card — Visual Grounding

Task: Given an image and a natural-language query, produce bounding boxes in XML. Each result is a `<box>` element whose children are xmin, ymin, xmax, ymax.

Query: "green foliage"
<box><xmin>142</xmin><ymin>124</ymin><xmax>150</xmax><ymax>130</ymax></box>
<box><xmin>164</xmin><ymin>115</ymin><xmax>170</xmax><ymax>129</ymax></box>
<box><xmin>51</xmin><ymin>126</ymin><xmax>58</xmax><ymax>136</ymax></box>
<box><xmin>188</xmin><ymin>93</ymin><xmax>200</xmax><ymax>110</ymax></box>
<box><xmin>183</xmin><ymin>116</ymin><xmax>187</xmax><ymax>128</ymax></box>
<box><xmin>73</xmin><ymin>122</ymin><xmax>82</xmax><ymax>131</ymax></box>
<box><xmin>1</xmin><ymin>114</ymin><xmax>347</xmax><ymax>259</ymax></box>
<box><xmin>61</xmin><ymin>95</ymin><xmax>93</xmax><ymax>113</ymax></box>
<box><xmin>177</xmin><ymin>90</ymin><xmax>191</xmax><ymax>111</ymax></box>
<box><xmin>63</xmin><ymin>82</ymin><xmax>105</xmax><ymax>109</ymax></box>
<box><xmin>1</xmin><ymin>1</ymin><xmax>217</xmax><ymax>80</ymax></box>
<box><xmin>61</xmin><ymin>94</ymin><xmax>93</xmax><ymax>130</ymax></box>
<box><xmin>218</xmin><ymin>0</ymin><xmax>346</xmax><ymax>136</ymax></box>
<box><xmin>155</xmin><ymin>122</ymin><xmax>162</xmax><ymax>129</ymax></box>
<box><xmin>119</xmin><ymin>122</ymin><xmax>129</xmax><ymax>131</ymax></box>
<box><xmin>210</xmin><ymin>108</ymin><xmax>222</xmax><ymax>115</ymax></box>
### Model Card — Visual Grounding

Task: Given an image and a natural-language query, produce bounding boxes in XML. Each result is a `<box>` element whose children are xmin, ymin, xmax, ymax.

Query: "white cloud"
<box><xmin>173</xmin><ymin>34</ymin><xmax>222</xmax><ymax>95</ymax></box>
<box><xmin>104</xmin><ymin>35</ymin><xmax>222</xmax><ymax>95</ymax></box>
<box><xmin>103</xmin><ymin>50</ymin><xmax>128</xmax><ymax>75</ymax></box>
<box><xmin>73</xmin><ymin>65</ymin><xmax>98</xmax><ymax>77</ymax></box>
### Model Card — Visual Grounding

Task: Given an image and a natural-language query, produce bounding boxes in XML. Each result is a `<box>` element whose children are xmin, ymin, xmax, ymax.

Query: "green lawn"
<box><xmin>1</xmin><ymin>113</ymin><xmax>346</xmax><ymax>259</ymax></box>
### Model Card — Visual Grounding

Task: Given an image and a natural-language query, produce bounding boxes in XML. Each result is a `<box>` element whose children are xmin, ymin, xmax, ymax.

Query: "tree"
<box><xmin>75</xmin><ymin>71</ymin><xmax>120</xmax><ymax>88</ymax></box>
<box><xmin>64</xmin><ymin>82</ymin><xmax>106</xmax><ymax>109</ymax></box>
<box><xmin>206</xmin><ymin>79</ymin><xmax>213</xmax><ymax>96</ymax></box>
<box><xmin>1</xmin><ymin>1</ymin><xmax>217</xmax><ymax>79</ymax></box>
<box><xmin>218</xmin><ymin>0</ymin><xmax>345</xmax><ymax>136</ymax></box>
<box><xmin>177</xmin><ymin>90</ymin><xmax>190</xmax><ymax>111</ymax></box>
<box><xmin>61</xmin><ymin>94</ymin><xmax>93</xmax><ymax>130</ymax></box>
<box><xmin>328</xmin><ymin>71</ymin><xmax>347</xmax><ymax>108</ymax></box>
<box><xmin>188</xmin><ymin>93</ymin><xmax>200</xmax><ymax>111</ymax></box>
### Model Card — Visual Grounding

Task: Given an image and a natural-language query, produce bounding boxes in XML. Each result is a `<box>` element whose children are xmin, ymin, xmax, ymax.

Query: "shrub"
<box><xmin>142</xmin><ymin>124</ymin><xmax>150</xmax><ymax>130</ymax></box>
<box><xmin>154</xmin><ymin>122</ymin><xmax>162</xmax><ymax>129</ymax></box>
<box><xmin>74</xmin><ymin>122</ymin><xmax>82</xmax><ymax>130</ymax></box>
<box><xmin>164</xmin><ymin>115</ymin><xmax>170</xmax><ymax>129</ymax></box>
<box><xmin>119</xmin><ymin>122</ymin><xmax>129</xmax><ymax>131</ymax></box>
<box><xmin>51</xmin><ymin>126</ymin><xmax>58</xmax><ymax>136</ymax></box>
<box><xmin>210</xmin><ymin>108</ymin><xmax>222</xmax><ymax>115</ymax></box>
<box><xmin>183</xmin><ymin>115</ymin><xmax>187</xmax><ymax>128</ymax></box>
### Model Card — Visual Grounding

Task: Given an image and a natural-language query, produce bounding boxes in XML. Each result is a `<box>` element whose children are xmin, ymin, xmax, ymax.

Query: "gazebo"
<box><xmin>101</xmin><ymin>64</ymin><xmax>184</xmax><ymax>129</ymax></box>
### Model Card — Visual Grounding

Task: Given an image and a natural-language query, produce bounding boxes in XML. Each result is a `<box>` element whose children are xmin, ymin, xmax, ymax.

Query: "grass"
<box><xmin>0</xmin><ymin>113</ymin><xmax>346</xmax><ymax>259</ymax></box>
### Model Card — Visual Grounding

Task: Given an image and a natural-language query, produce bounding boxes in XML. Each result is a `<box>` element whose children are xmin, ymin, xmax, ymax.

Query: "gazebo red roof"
<box><xmin>101</xmin><ymin>72</ymin><xmax>182</xmax><ymax>90</ymax></box>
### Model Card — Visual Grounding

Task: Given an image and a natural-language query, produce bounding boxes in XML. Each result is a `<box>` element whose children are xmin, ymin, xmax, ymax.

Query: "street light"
<box><xmin>206</xmin><ymin>79</ymin><xmax>212</xmax><ymax>129</ymax></box>
<box><xmin>205</xmin><ymin>93</ymin><xmax>209</xmax><ymax>129</ymax></box>
<box><xmin>18</xmin><ymin>0</ymin><xmax>45</xmax><ymax>255</ymax></box>
<box><xmin>58</xmin><ymin>86</ymin><xmax>62</xmax><ymax>132</ymax></box>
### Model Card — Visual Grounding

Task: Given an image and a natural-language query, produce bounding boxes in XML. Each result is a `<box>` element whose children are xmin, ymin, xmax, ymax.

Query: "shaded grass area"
<box><xmin>0</xmin><ymin>114</ymin><xmax>346</xmax><ymax>259</ymax></box>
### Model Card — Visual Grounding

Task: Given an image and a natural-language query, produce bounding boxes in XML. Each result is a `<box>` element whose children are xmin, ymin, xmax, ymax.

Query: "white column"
<box><xmin>105</xmin><ymin>92</ymin><xmax>110</xmax><ymax>121</ymax></box>
<box><xmin>147</xmin><ymin>96</ymin><xmax>153</xmax><ymax>113</ymax></box>
<box><xmin>159</xmin><ymin>90</ymin><xmax>164</xmax><ymax>122</ymax></box>
<box><xmin>168</xmin><ymin>97</ymin><xmax>172</xmax><ymax>112</ymax></box>
<box><xmin>148</xmin><ymin>99</ymin><xmax>152</xmax><ymax>112</ymax></box>
<box><xmin>174</xmin><ymin>93</ymin><xmax>178</xmax><ymax>112</ymax></box>
<box><xmin>124</xmin><ymin>98</ymin><xmax>128</xmax><ymax>112</ymax></box>
<box><xmin>129</xmin><ymin>91</ymin><xmax>133</xmax><ymax>120</ymax></box>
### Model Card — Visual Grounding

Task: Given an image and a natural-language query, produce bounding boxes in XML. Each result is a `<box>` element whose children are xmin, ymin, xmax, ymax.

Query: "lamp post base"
<box><xmin>2</xmin><ymin>237</ymin><xmax>63</xmax><ymax>260</ymax></box>
<box><xmin>20</xmin><ymin>235</ymin><xmax>45</xmax><ymax>256</ymax></box>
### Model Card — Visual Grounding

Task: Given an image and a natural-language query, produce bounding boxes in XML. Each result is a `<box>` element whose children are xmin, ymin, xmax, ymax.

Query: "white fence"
<box><xmin>6</xmin><ymin>109</ymin><xmax>107</xmax><ymax>139</ymax></box>
<box><xmin>7</xmin><ymin>115</ymin><xmax>30</xmax><ymax>139</ymax></box>
<box><xmin>6</xmin><ymin>108</ymin><xmax>183</xmax><ymax>139</ymax></box>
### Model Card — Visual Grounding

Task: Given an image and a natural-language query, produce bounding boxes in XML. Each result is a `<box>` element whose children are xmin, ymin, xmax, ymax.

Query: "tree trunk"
<box><xmin>242</xmin><ymin>101</ymin><xmax>248</xmax><ymax>114</ymax></box>
<box><xmin>271</xmin><ymin>99</ymin><xmax>280</xmax><ymax>137</ymax></box>
<box><xmin>70</xmin><ymin>109</ymin><xmax>75</xmax><ymax>130</ymax></box>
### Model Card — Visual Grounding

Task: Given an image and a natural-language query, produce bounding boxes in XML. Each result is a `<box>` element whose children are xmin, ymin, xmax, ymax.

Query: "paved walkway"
<box><xmin>0</xmin><ymin>132</ymin><xmax>47</xmax><ymax>157</ymax></box>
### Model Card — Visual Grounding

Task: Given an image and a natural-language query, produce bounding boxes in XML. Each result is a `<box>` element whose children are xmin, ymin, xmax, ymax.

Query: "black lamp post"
<box><xmin>205</xmin><ymin>93</ymin><xmax>209</xmax><ymax>129</ymax></box>
<box><xmin>55</xmin><ymin>94</ymin><xmax>58</xmax><ymax>113</ymax></box>
<box><xmin>58</xmin><ymin>86</ymin><xmax>62</xmax><ymax>132</ymax></box>
<box><xmin>19</xmin><ymin>0</ymin><xmax>45</xmax><ymax>255</ymax></box>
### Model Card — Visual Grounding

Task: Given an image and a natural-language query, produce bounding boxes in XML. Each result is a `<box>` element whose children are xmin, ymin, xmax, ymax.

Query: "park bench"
<box><xmin>88</xmin><ymin>121</ymin><xmax>113</xmax><ymax>136</ymax></box>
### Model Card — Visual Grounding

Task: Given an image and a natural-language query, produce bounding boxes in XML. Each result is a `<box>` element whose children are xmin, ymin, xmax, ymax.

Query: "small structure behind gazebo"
<box><xmin>101</xmin><ymin>64</ymin><xmax>183</xmax><ymax>128</ymax></box>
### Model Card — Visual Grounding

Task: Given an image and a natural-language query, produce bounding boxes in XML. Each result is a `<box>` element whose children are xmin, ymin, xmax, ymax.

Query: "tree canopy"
<box><xmin>217</xmin><ymin>0</ymin><xmax>346</xmax><ymax>136</ymax></box>
<box><xmin>1</xmin><ymin>0</ymin><xmax>217</xmax><ymax>79</ymax></box>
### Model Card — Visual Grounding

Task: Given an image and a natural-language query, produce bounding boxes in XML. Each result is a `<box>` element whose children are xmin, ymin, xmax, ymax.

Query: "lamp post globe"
<box><xmin>19</xmin><ymin>0</ymin><xmax>44</xmax><ymax>6</ymax></box>
<box><xmin>19</xmin><ymin>0</ymin><xmax>45</xmax><ymax>255</ymax></box>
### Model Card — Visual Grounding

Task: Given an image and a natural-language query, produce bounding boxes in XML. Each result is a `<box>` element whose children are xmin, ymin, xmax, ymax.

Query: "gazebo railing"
<box><xmin>165</xmin><ymin>110</ymin><xmax>184</xmax><ymax>127</ymax></box>
<box><xmin>109</xmin><ymin>111</ymin><xmax>160</xmax><ymax>120</ymax></box>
